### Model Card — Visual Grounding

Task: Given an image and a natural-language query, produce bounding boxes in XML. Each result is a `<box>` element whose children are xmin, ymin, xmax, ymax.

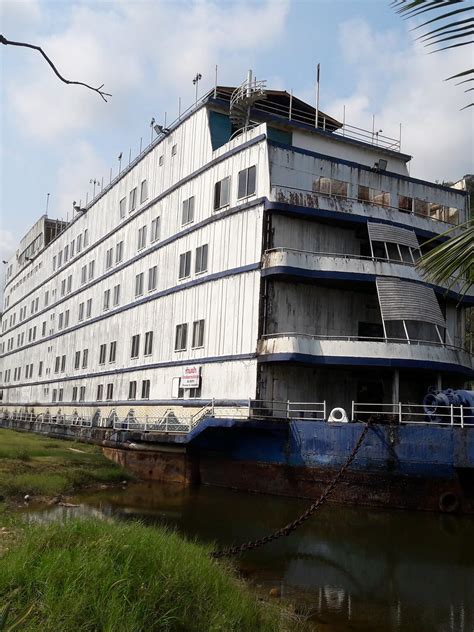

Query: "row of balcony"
<box><xmin>257</xmin><ymin>334</ymin><xmax>473</xmax><ymax>373</ymax></box>
<box><xmin>258</xmin><ymin>247</ymin><xmax>472</xmax><ymax>374</ymax></box>
<box><xmin>262</xmin><ymin>248</ymin><xmax>474</xmax><ymax>302</ymax></box>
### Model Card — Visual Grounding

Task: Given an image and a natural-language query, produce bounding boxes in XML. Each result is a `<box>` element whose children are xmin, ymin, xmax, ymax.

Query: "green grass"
<box><xmin>0</xmin><ymin>518</ymin><xmax>293</xmax><ymax>632</ymax></box>
<box><xmin>0</xmin><ymin>429</ymin><xmax>132</xmax><ymax>499</ymax></box>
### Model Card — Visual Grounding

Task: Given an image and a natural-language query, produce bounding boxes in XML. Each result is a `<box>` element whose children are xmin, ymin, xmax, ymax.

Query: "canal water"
<box><xmin>26</xmin><ymin>482</ymin><xmax>474</xmax><ymax>632</ymax></box>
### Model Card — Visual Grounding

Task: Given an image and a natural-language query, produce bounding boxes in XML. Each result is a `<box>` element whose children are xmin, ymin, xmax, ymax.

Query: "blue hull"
<box><xmin>193</xmin><ymin>420</ymin><xmax>474</xmax><ymax>512</ymax></box>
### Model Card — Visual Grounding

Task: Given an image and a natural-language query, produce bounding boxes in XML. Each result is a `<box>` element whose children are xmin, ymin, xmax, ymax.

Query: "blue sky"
<box><xmin>1</xmin><ymin>0</ymin><xmax>472</xmax><ymax>275</ymax></box>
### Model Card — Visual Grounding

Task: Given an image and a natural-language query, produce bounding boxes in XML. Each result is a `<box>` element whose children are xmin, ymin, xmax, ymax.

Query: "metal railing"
<box><xmin>260</xmin><ymin>332</ymin><xmax>467</xmax><ymax>353</ymax></box>
<box><xmin>271</xmin><ymin>184</ymin><xmax>463</xmax><ymax>228</ymax></box>
<box><xmin>264</xmin><ymin>247</ymin><xmax>416</xmax><ymax>266</ymax></box>
<box><xmin>113</xmin><ymin>416</ymin><xmax>193</xmax><ymax>433</ymax></box>
<box><xmin>217</xmin><ymin>399</ymin><xmax>326</xmax><ymax>420</ymax></box>
<box><xmin>247</xmin><ymin>97</ymin><xmax>401</xmax><ymax>151</ymax></box>
<box><xmin>352</xmin><ymin>402</ymin><xmax>471</xmax><ymax>427</ymax></box>
<box><xmin>2</xmin><ymin>400</ymin><xmax>473</xmax><ymax>431</ymax></box>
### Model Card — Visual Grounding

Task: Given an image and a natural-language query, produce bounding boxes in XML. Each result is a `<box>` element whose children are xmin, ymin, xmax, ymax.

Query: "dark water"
<box><xmin>25</xmin><ymin>483</ymin><xmax>474</xmax><ymax>632</ymax></box>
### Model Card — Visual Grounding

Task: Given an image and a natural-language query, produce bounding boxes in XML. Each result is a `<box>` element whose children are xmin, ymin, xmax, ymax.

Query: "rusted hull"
<box><xmin>192</xmin><ymin>419</ymin><xmax>474</xmax><ymax>513</ymax></box>
<box><xmin>198</xmin><ymin>457</ymin><xmax>474</xmax><ymax>513</ymax></box>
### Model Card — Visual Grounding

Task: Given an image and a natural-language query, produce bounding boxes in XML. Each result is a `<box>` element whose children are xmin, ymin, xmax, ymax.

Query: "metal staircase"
<box><xmin>230</xmin><ymin>70</ymin><xmax>267</xmax><ymax>136</ymax></box>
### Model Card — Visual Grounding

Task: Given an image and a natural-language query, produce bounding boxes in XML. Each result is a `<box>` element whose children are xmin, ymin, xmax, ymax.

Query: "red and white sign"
<box><xmin>180</xmin><ymin>365</ymin><xmax>201</xmax><ymax>388</ymax></box>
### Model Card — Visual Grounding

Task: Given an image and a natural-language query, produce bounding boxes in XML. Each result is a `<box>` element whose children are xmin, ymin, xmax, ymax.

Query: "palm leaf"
<box><xmin>417</xmin><ymin>220</ymin><xmax>474</xmax><ymax>298</ymax></box>
<box><xmin>391</xmin><ymin>0</ymin><xmax>474</xmax><ymax>109</ymax></box>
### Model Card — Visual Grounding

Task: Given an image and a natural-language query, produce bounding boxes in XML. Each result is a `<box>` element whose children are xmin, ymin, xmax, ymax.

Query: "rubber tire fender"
<box><xmin>439</xmin><ymin>491</ymin><xmax>460</xmax><ymax>513</ymax></box>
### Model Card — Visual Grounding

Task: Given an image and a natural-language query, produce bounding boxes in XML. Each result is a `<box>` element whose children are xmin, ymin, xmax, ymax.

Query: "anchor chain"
<box><xmin>211</xmin><ymin>423</ymin><xmax>371</xmax><ymax>559</ymax></box>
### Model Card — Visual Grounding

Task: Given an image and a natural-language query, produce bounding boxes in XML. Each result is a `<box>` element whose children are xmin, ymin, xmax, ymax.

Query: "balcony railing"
<box><xmin>271</xmin><ymin>184</ymin><xmax>463</xmax><ymax>228</ymax></box>
<box><xmin>264</xmin><ymin>247</ymin><xmax>416</xmax><ymax>266</ymax></box>
<box><xmin>260</xmin><ymin>332</ymin><xmax>466</xmax><ymax>353</ymax></box>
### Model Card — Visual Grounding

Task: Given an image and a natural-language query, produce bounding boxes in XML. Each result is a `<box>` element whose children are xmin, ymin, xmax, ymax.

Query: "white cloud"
<box><xmin>325</xmin><ymin>18</ymin><xmax>473</xmax><ymax>182</ymax></box>
<box><xmin>54</xmin><ymin>140</ymin><xmax>110</xmax><ymax>219</ymax></box>
<box><xmin>6</xmin><ymin>0</ymin><xmax>289</xmax><ymax>141</ymax></box>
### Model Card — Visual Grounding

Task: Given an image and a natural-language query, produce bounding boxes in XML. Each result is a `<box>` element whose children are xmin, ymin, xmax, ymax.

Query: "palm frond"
<box><xmin>391</xmin><ymin>0</ymin><xmax>474</xmax><ymax>110</ymax></box>
<box><xmin>410</xmin><ymin>6</ymin><xmax>473</xmax><ymax>31</ymax></box>
<box><xmin>417</xmin><ymin>220</ymin><xmax>474</xmax><ymax>298</ymax></box>
<box><xmin>415</xmin><ymin>17</ymin><xmax>473</xmax><ymax>40</ymax></box>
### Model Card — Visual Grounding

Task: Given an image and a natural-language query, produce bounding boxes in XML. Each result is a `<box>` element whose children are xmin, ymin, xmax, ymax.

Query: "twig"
<box><xmin>0</xmin><ymin>34</ymin><xmax>112</xmax><ymax>102</ymax></box>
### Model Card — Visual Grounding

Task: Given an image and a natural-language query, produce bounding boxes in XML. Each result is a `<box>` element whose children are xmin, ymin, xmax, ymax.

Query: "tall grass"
<box><xmin>0</xmin><ymin>518</ymin><xmax>293</xmax><ymax>631</ymax></box>
<box><xmin>0</xmin><ymin>429</ymin><xmax>131</xmax><ymax>499</ymax></box>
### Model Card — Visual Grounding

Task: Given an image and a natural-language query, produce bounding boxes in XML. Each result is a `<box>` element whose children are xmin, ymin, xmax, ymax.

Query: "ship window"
<box><xmin>81</xmin><ymin>265</ymin><xmax>87</xmax><ymax>284</ymax></box>
<box><xmin>74</xmin><ymin>351</ymin><xmax>81</xmax><ymax>369</ymax></box>
<box><xmin>72</xmin><ymin>386</ymin><xmax>78</xmax><ymax>402</ymax></box>
<box><xmin>135</xmin><ymin>272</ymin><xmax>144</xmax><ymax>297</ymax></box>
<box><xmin>106</xmin><ymin>383</ymin><xmax>114</xmax><ymax>401</ymax></box>
<box><xmin>54</xmin><ymin>356</ymin><xmax>60</xmax><ymax>373</ymax></box>
<box><xmin>119</xmin><ymin>197</ymin><xmax>127</xmax><ymax>219</ymax></box>
<box><xmin>140</xmin><ymin>179</ymin><xmax>148</xmax><ymax>204</ymax></box>
<box><xmin>128</xmin><ymin>381</ymin><xmax>137</xmax><ymax>399</ymax></box>
<box><xmin>144</xmin><ymin>331</ymin><xmax>153</xmax><ymax>356</ymax></box>
<box><xmin>109</xmin><ymin>341</ymin><xmax>117</xmax><ymax>363</ymax></box>
<box><xmin>171</xmin><ymin>144</ymin><xmax>177</xmax><ymax>156</ymax></box>
<box><xmin>106</xmin><ymin>248</ymin><xmax>113</xmax><ymax>270</ymax></box>
<box><xmin>103</xmin><ymin>289</ymin><xmax>110</xmax><ymax>311</ymax></box>
<box><xmin>137</xmin><ymin>225</ymin><xmax>147</xmax><ymax>251</ymax></box>
<box><xmin>192</xmin><ymin>319</ymin><xmax>205</xmax><ymax>348</ymax></box>
<box><xmin>331</xmin><ymin>179</ymin><xmax>348</xmax><ymax>197</ymax></box>
<box><xmin>96</xmin><ymin>384</ymin><xmax>104</xmax><ymax>401</ymax></box>
<box><xmin>214</xmin><ymin>176</ymin><xmax>230</xmax><ymax>210</ymax></box>
<box><xmin>359</xmin><ymin>185</ymin><xmax>389</xmax><ymax>207</ymax></box>
<box><xmin>88</xmin><ymin>260</ymin><xmax>95</xmax><ymax>280</ymax></box>
<box><xmin>151</xmin><ymin>217</ymin><xmax>161</xmax><ymax>242</ymax></box>
<box><xmin>116</xmin><ymin>241</ymin><xmax>124</xmax><ymax>263</ymax></box>
<box><xmin>398</xmin><ymin>195</ymin><xmax>413</xmax><ymax>213</ymax></box>
<box><xmin>79</xmin><ymin>386</ymin><xmax>86</xmax><ymax>402</ymax></box>
<box><xmin>159</xmin><ymin>155</ymin><xmax>164</xmax><ymax>166</ymax></box>
<box><xmin>179</xmin><ymin>251</ymin><xmax>191</xmax><ymax>280</ymax></box>
<box><xmin>99</xmin><ymin>344</ymin><xmax>107</xmax><ymax>365</ymax></box>
<box><xmin>141</xmin><ymin>379</ymin><xmax>151</xmax><ymax>399</ymax></box>
<box><xmin>82</xmin><ymin>349</ymin><xmax>88</xmax><ymax>369</ymax></box>
<box><xmin>195</xmin><ymin>245</ymin><xmax>208</xmax><ymax>274</ymax></box>
<box><xmin>113</xmin><ymin>284</ymin><xmax>120</xmax><ymax>306</ymax></box>
<box><xmin>77</xmin><ymin>233</ymin><xmax>83</xmax><ymax>253</ymax></box>
<box><xmin>86</xmin><ymin>298</ymin><xmax>92</xmax><ymax>318</ymax></box>
<box><xmin>148</xmin><ymin>266</ymin><xmax>157</xmax><ymax>292</ymax></box>
<box><xmin>182</xmin><ymin>196</ymin><xmax>195</xmax><ymax>225</ymax></box>
<box><xmin>414</xmin><ymin>198</ymin><xmax>429</xmax><ymax>216</ymax></box>
<box><xmin>131</xmin><ymin>334</ymin><xmax>140</xmax><ymax>358</ymax></box>
<box><xmin>174</xmin><ymin>323</ymin><xmax>188</xmax><ymax>351</ymax></box>
<box><xmin>237</xmin><ymin>166</ymin><xmax>256</xmax><ymax>199</ymax></box>
<box><xmin>129</xmin><ymin>187</ymin><xmax>137</xmax><ymax>213</ymax></box>
<box><xmin>52</xmin><ymin>389</ymin><xmax>57</xmax><ymax>403</ymax></box>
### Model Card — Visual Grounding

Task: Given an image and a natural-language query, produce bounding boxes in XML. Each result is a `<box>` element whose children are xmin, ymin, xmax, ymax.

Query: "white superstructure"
<box><xmin>1</xmin><ymin>75</ymin><xmax>472</xmax><ymax>422</ymax></box>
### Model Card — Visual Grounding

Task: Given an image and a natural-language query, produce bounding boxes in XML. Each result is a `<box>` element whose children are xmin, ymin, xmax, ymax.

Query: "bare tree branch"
<box><xmin>0</xmin><ymin>34</ymin><xmax>112</xmax><ymax>102</ymax></box>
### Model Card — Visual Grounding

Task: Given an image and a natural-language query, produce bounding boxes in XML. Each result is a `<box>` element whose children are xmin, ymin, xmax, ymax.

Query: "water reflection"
<box><xmin>23</xmin><ymin>483</ymin><xmax>474</xmax><ymax>632</ymax></box>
